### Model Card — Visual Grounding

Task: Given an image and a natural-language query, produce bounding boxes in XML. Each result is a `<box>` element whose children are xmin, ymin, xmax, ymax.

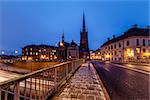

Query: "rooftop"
<box><xmin>101</xmin><ymin>26</ymin><xmax>149</xmax><ymax>47</ymax></box>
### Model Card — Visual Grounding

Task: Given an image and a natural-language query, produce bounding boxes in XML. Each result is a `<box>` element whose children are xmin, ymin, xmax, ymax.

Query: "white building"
<box><xmin>99</xmin><ymin>25</ymin><xmax>150</xmax><ymax>63</ymax></box>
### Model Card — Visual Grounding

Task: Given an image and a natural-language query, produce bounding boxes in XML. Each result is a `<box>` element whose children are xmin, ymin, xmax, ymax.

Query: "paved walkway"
<box><xmin>53</xmin><ymin>62</ymin><xmax>108</xmax><ymax>100</ymax></box>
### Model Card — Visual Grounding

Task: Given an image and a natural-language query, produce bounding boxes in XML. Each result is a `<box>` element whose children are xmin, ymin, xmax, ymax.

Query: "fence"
<box><xmin>0</xmin><ymin>59</ymin><xmax>84</xmax><ymax>100</ymax></box>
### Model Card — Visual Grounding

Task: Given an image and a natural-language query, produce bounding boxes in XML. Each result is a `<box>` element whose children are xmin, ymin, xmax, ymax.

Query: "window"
<box><xmin>136</xmin><ymin>48</ymin><xmax>140</xmax><ymax>53</ymax></box>
<box><xmin>143</xmin><ymin>49</ymin><xmax>146</xmax><ymax>52</ymax></box>
<box><xmin>114</xmin><ymin>44</ymin><xmax>116</xmax><ymax>48</ymax></box>
<box><xmin>148</xmin><ymin>40</ymin><xmax>150</xmax><ymax>46</ymax></box>
<box><xmin>119</xmin><ymin>43</ymin><xmax>121</xmax><ymax>48</ymax></box>
<box><xmin>126</xmin><ymin>40</ymin><xmax>130</xmax><ymax>46</ymax></box>
<box><xmin>143</xmin><ymin>39</ymin><xmax>145</xmax><ymax>46</ymax></box>
<box><xmin>36</xmin><ymin>52</ymin><xmax>38</xmax><ymax>55</ymax></box>
<box><xmin>136</xmin><ymin>39</ymin><xmax>139</xmax><ymax>46</ymax></box>
<box><xmin>111</xmin><ymin>45</ymin><xmax>113</xmax><ymax>49</ymax></box>
<box><xmin>30</xmin><ymin>48</ymin><xmax>32</xmax><ymax>51</ymax></box>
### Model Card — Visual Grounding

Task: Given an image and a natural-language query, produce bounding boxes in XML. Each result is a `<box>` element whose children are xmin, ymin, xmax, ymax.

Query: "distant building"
<box><xmin>90</xmin><ymin>49</ymin><xmax>101</xmax><ymax>60</ymax></box>
<box><xmin>57</xmin><ymin>34</ymin><xmax>70</xmax><ymax>61</ymax></box>
<box><xmin>99</xmin><ymin>25</ymin><xmax>150</xmax><ymax>63</ymax></box>
<box><xmin>79</xmin><ymin>13</ymin><xmax>90</xmax><ymax>59</ymax></box>
<box><xmin>67</xmin><ymin>40</ymin><xmax>79</xmax><ymax>60</ymax></box>
<box><xmin>22</xmin><ymin>45</ymin><xmax>57</xmax><ymax>61</ymax></box>
<box><xmin>57</xmin><ymin>34</ymin><xmax>79</xmax><ymax>61</ymax></box>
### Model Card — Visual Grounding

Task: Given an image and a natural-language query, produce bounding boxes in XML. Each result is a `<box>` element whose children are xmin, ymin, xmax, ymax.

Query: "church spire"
<box><xmin>82</xmin><ymin>12</ymin><xmax>86</xmax><ymax>32</ymax></box>
<box><xmin>62</xmin><ymin>32</ymin><xmax>64</xmax><ymax>42</ymax></box>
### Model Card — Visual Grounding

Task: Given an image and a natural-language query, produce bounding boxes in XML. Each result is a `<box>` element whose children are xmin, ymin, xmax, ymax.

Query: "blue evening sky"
<box><xmin>0</xmin><ymin>0</ymin><xmax>149</xmax><ymax>55</ymax></box>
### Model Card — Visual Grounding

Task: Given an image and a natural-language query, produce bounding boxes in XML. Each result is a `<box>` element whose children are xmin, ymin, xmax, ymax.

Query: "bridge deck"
<box><xmin>53</xmin><ymin>62</ymin><xmax>109</xmax><ymax>100</ymax></box>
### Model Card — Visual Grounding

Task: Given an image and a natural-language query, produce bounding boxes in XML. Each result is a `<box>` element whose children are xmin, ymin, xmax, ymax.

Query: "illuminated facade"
<box><xmin>99</xmin><ymin>25</ymin><xmax>150</xmax><ymax>63</ymax></box>
<box><xmin>57</xmin><ymin>34</ymin><xmax>79</xmax><ymax>61</ymax></box>
<box><xmin>22</xmin><ymin>45</ymin><xmax>57</xmax><ymax>61</ymax></box>
<box><xmin>67</xmin><ymin>40</ymin><xmax>79</xmax><ymax>60</ymax></box>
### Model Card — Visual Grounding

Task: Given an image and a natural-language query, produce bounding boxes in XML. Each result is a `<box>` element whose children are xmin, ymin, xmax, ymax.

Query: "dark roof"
<box><xmin>70</xmin><ymin>40</ymin><xmax>77</xmax><ymax>46</ymax></box>
<box><xmin>101</xmin><ymin>27</ymin><xmax>149</xmax><ymax>47</ymax></box>
<box><xmin>23</xmin><ymin>44</ymin><xmax>57</xmax><ymax>49</ymax></box>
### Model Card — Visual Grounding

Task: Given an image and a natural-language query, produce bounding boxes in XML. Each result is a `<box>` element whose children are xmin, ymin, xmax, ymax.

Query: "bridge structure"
<box><xmin>0</xmin><ymin>59</ymin><xmax>84</xmax><ymax>100</ymax></box>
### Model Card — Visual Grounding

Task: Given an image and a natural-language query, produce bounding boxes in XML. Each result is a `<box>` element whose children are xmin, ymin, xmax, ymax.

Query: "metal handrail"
<box><xmin>0</xmin><ymin>61</ymin><xmax>71</xmax><ymax>86</ymax></box>
<box><xmin>0</xmin><ymin>59</ymin><xmax>84</xmax><ymax>100</ymax></box>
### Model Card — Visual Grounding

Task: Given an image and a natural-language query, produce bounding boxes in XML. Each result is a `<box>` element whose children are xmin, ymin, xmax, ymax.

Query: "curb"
<box><xmin>90</xmin><ymin>63</ymin><xmax>110</xmax><ymax>100</ymax></box>
<box><xmin>110</xmin><ymin>63</ymin><xmax>150</xmax><ymax>75</ymax></box>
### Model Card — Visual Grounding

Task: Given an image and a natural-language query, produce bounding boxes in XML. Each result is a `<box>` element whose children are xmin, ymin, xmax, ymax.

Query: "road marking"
<box><xmin>110</xmin><ymin>63</ymin><xmax>150</xmax><ymax>75</ymax></box>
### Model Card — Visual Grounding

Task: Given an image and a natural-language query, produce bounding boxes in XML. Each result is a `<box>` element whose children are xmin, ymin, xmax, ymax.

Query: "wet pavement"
<box><xmin>53</xmin><ymin>63</ymin><xmax>108</xmax><ymax>100</ymax></box>
<box><xmin>92</xmin><ymin>61</ymin><xmax>149</xmax><ymax>100</ymax></box>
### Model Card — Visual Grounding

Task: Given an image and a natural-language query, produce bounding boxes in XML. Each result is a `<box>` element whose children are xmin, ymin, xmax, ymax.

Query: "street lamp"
<box><xmin>1</xmin><ymin>51</ymin><xmax>5</xmax><ymax>55</ymax></box>
<box><xmin>15</xmin><ymin>50</ymin><xmax>18</xmax><ymax>54</ymax></box>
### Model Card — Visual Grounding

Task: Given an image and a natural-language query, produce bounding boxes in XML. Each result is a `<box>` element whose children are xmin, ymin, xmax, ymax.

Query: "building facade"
<box><xmin>57</xmin><ymin>34</ymin><xmax>79</xmax><ymax>61</ymax></box>
<box><xmin>67</xmin><ymin>40</ymin><xmax>79</xmax><ymax>60</ymax></box>
<box><xmin>22</xmin><ymin>45</ymin><xmax>57</xmax><ymax>61</ymax></box>
<box><xmin>57</xmin><ymin>34</ymin><xmax>70</xmax><ymax>61</ymax></box>
<box><xmin>99</xmin><ymin>25</ymin><xmax>150</xmax><ymax>63</ymax></box>
<box><xmin>79</xmin><ymin>13</ymin><xmax>90</xmax><ymax>59</ymax></box>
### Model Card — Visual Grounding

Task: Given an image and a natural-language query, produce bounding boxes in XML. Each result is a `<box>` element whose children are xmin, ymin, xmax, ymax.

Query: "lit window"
<box><xmin>26</xmin><ymin>52</ymin><xmax>28</xmax><ymax>55</ymax></box>
<box><xmin>30</xmin><ymin>52</ymin><xmax>32</xmax><ymax>55</ymax></box>
<box><xmin>30</xmin><ymin>48</ymin><xmax>32</xmax><ymax>51</ymax></box>
<box><xmin>28</xmin><ymin>57</ymin><xmax>32</xmax><ymax>60</ymax></box>
<box><xmin>60</xmin><ymin>42</ymin><xmax>64</xmax><ymax>46</ymax></box>
<box><xmin>125</xmin><ymin>48</ymin><xmax>134</xmax><ymax>58</ymax></box>
<box><xmin>136</xmin><ymin>48</ymin><xmax>140</xmax><ymax>53</ymax></box>
<box><xmin>36</xmin><ymin>52</ymin><xmax>38</xmax><ymax>55</ymax></box>
<box><xmin>26</xmin><ymin>48</ymin><xmax>28</xmax><ymax>51</ymax></box>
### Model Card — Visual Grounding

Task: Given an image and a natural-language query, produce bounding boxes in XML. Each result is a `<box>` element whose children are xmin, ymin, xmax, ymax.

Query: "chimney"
<box><xmin>132</xmin><ymin>24</ymin><xmax>138</xmax><ymax>28</ymax></box>
<box><xmin>147</xmin><ymin>26</ymin><xmax>150</xmax><ymax>29</ymax></box>
<box><xmin>113</xmin><ymin>35</ymin><xmax>115</xmax><ymax>39</ymax></box>
<box><xmin>107</xmin><ymin>38</ymin><xmax>110</xmax><ymax>41</ymax></box>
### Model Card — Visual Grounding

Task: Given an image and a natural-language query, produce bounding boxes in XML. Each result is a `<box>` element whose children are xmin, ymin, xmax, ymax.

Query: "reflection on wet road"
<box><xmin>92</xmin><ymin>61</ymin><xmax>149</xmax><ymax>100</ymax></box>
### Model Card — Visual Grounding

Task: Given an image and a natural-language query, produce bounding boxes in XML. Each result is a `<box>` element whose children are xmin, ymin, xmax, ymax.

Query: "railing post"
<box><xmin>66</xmin><ymin>63</ymin><xmax>68</xmax><ymax>78</ymax></box>
<box><xmin>5</xmin><ymin>86</ymin><xmax>8</xmax><ymax>100</ymax></box>
<box><xmin>0</xmin><ymin>87</ymin><xmax>1</xmax><ymax>100</ymax></box>
<box><xmin>54</xmin><ymin>68</ymin><xmax>57</xmax><ymax>92</ymax></box>
<box><xmin>24</xmin><ymin>79</ymin><xmax>27</xmax><ymax>100</ymax></box>
<box><xmin>30</xmin><ymin>78</ymin><xmax>33</xmax><ymax>100</ymax></box>
<box><xmin>14</xmin><ymin>81</ymin><xmax>20</xmax><ymax>100</ymax></box>
<box><xmin>71</xmin><ymin>62</ymin><xmax>73</xmax><ymax>72</ymax></box>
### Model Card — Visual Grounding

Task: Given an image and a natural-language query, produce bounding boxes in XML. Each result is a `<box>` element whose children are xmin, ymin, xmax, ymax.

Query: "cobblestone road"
<box><xmin>54</xmin><ymin>62</ymin><xmax>108</xmax><ymax>100</ymax></box>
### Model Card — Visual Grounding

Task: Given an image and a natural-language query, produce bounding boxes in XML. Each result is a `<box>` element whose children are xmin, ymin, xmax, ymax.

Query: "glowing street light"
<box><xmin>15</xmin><ymin>50</ymin><xmax>18</xmax><ymax>54</ymax></box>
<box><xmin>1</xmin><ymin>51</ymin><xmax>5</xmax><ymax>54</ymax></box>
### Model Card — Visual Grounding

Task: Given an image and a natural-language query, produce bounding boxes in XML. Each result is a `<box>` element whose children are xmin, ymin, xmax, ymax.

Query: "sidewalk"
<box><xmin>53</xmin><ymin>62</ymin><xmax>109</xmax><ymax>100</ymax></box>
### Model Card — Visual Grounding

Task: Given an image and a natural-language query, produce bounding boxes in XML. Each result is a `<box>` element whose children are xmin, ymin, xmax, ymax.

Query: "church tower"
<box><xmin>80</xmin><ymin>12</ymin><xmax>89</xmax><ymax>59</ymax></box>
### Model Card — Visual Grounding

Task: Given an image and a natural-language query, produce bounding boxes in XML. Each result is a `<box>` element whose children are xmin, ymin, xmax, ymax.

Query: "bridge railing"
<box><xmin>0</xmin><ymin>59</ymin><xmax>84</xmax><ymax>100</ymax></box>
